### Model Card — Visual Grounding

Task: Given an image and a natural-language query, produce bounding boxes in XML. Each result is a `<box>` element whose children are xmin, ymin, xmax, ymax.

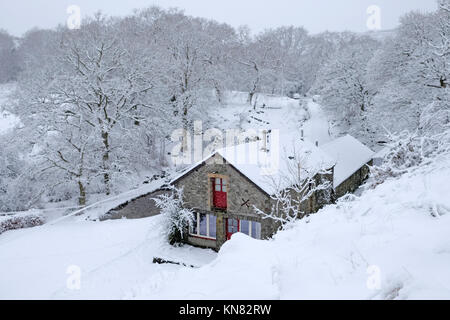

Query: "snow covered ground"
<box><xmin>2</xmin><ymin>90</ymin><xmax>448</xmax><ymax>300</ymax></box>
<box><xmin>2</xmin><ymin>151</ymin><xmax>449</xmax><ymax>299</ymax></box>
<box><xmin>128</xmin><ymin>154</ymin><xmax>450</xmax><ymax>300</ymax></box>
<box><xmin>0</xmin><ymin>215</ymin><xmax>216</xmax><ymax>299</ymax></box>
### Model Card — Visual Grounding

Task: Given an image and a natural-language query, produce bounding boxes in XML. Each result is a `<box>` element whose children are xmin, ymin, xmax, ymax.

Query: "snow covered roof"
<box><xmin>373</xmin><ymin>146</ymin><xmax>390</xmax><ymax>159</ymax></box>
<box><xmin>171</xmin><ymin>133</ymin><xmax>374</xmax><ymax>194</ymax></box>
<box><xmin>170</xmin><ymin>133</ymin><xmax>335</xmax><ymax>195</ymax></box>
<box><xmin>320</xmin><ymin>135</ymin><xmax>374</xmax><ymax>188</ymax></box>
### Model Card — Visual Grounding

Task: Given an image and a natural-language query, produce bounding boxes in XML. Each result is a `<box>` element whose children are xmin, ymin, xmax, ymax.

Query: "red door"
<box><xmin>226</xmin><ymin>218</ymin><xmax>239</xmax><ymax>240</ymax></box>
<box><xmin>212</xmin><ymin>178</ymin><xmax>227</xmax><ymax>209</ymax></box>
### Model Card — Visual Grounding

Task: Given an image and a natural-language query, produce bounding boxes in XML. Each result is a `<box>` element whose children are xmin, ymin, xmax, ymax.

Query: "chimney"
<box><xmin>315</xmin><ymin>141</ymin><xmax>319</xmax><ymax>147</ymax></box>
<box><xmin>301</xmin><ymin>129</ymin><xmax>304</xmax><ymax>141</ymax></box>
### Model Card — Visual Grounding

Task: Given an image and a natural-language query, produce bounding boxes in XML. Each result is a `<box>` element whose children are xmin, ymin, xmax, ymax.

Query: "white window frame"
<box><xmin>249</xmin><ymin>220</ymin><xmax>261</xmax><ymax>239</ymax></box>
<box><xmin>189</xmin><ymin>213</ymin><xmax>217</xmax><ymax>240</ymax></box>
<box><xmin>238</xmin><ymin>219</ymin><xmax>261</xmax><ymax>239</ymax></box>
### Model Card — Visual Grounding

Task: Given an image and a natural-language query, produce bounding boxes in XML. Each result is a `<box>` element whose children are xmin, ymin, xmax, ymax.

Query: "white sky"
<box><xmin>0</xmin><ymin>0</ymin><xmax>438</xmax><ymax>37</ymax></box>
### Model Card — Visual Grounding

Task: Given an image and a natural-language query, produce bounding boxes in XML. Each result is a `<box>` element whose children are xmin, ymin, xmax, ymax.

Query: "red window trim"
<box><xmin>226</xmin><ymin>218</ymin><xmax>261</xmax><ymax>240</ymax></box>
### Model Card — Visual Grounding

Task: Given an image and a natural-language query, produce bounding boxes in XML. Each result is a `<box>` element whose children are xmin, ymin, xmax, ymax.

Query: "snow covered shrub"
<box><xmin>254</xmin><ymin>164</ymin><xmax>332</xmax><ymax>230</ymax></box>
<box><xmin>153</xmin><ymin>186</ymin><xmax>194</xmax><ymax>245</ymax></box>
<box><xmin>0</xmin><ymin>210</ymin><xmax>45</xmax><ymax>235</ymax></box>
<box><xmin>420</xmin><ymin>100</ymin><xmax>450</xmax><ymax>136</ymax></box>
<box><xmin>369</xmin><ymin>129</ymin><xmax>445</xmax><ymax>188</ymax></box>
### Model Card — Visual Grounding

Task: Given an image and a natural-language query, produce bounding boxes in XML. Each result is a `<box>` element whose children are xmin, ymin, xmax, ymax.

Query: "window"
<box><xmin>209</xmin><ymin>214</ymin><xmax>217</xmax><ymax>238</ymax></box>
<box><xmin>215</xmin><ymin>179</ymin><xmax>221</xmax><ymax>191</ymax></box>
<box><xmin>226</xmin><ymin>218</ymin><xmax>239</xmax><ymax>240</ymax></box>
<box><xmin>191</xmin><ymin>215</ymin><xmax>198</xmax><ymax>235</ymax></box>
<box><xmin>251</xmin><ymin>221</ymin><xmax>261</xmax><ymax>239</ymax></box>
<box><xmin>226</xmin><ymin>218</ymin><xmax>261</xmax><ymax>240</ymax></box>
<box><xmin>240</xmin><ymin>220</ymin><xmax>250</xmax><ymax>235</ymax></box>
<box><xmin>189</xmin><ymin>213</ymin><xmax>217</xmax><ymax>239</ymax></box>
<box><xmin>212</xmin><ymin>177</ymin><xmax>227</xmax><ymax>209</ymax></box>
<box><xmin>199</xmin><ymin>213</ymin><xmax>207</xmax><ymax>236</ymax></box>
<box><xmin>240</xmin><ymin>220</ymin><xmax>261</xmax><ymax>239</ymax></box>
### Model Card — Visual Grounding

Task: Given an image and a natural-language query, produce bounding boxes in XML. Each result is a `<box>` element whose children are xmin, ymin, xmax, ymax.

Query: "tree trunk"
<box><xmin>248</xmin><ymin>62</ymin><xmax>260</xmax><ymax>107</ymax></box>
<box><xmin>247</xmin><ymin>92</ymin><xmax>254</xmax><ymax>106</ymax></box>
<box><xmin>101</xmin><ymin>130</ymin><xmax>111</xmax><ymax>196</ymax></box>
<box><xmin>214</xmin><ymin>83</ymin><xmax>222</xmax><ymax>104</ymax></box>
<box><xmin>159</xmin><ymin>138</ymin><xmax>167</xmax><ymax>167</ymax></box>
<box><xmin>78</xmin><ymin>180</ymin><xmax>86</xmax><ymax>206</ymax></box>
<box><xmin>181</xmin><ymin>105</ymin><xmax>189</xmax><ymax>153</ymax></box>
<box><xmin>77</xmin><ymin>151</ymin><xmax>86</xmax><ymax>206</ymax></box>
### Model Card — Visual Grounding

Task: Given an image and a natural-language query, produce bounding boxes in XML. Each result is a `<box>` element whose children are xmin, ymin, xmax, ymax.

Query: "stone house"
<box><xmin>169</xmin><ymin>135</ymin><xmax>373</xmax><ymax>251</ymax></box>
<box><xmin>104</xmin><ymin>134</ymin><xmax>373</xmax><ymax>251</ymax></box>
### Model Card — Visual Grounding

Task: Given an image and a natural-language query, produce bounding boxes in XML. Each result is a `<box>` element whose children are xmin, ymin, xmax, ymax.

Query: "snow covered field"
<box><xmin>0</xmin><ymin>215</ymin><xmax>216</xmax><ymax>299</ymax></box>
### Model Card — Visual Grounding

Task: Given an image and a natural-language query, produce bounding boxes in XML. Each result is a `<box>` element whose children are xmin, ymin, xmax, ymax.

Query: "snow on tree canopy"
<box><xmin>320</xmin><ymin>134</ymin><xmax>374</xmax><ymax>188</ymax></box>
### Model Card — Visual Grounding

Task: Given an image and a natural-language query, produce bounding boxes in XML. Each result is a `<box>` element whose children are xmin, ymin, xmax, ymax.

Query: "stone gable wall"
<box><xmin>173</xmin><ymin>154</ymin><xmax>275</xmax><ymax>248</ymax></box>
<box><xmin>100</xmin><ymin>189</ymin><xmax>167</xmax><ymax>220</ymax></box>
<box><xmin>335</xmin><ymin>160</ymin><xmax>372</xmax><ymax>198</ymax></box>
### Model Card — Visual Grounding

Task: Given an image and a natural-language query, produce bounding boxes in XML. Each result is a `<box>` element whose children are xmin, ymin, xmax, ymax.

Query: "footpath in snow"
<box><xmin>208</xmin><ymin>91</ymin><xmax>331</xmax><ymax>146</ymax></box>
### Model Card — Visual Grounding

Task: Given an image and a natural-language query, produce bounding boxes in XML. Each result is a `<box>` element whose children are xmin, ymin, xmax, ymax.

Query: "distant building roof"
<box><xmin>320</xmin><ymin>135</ymin><xmax>374</xmax><ymax>188</ymax></box>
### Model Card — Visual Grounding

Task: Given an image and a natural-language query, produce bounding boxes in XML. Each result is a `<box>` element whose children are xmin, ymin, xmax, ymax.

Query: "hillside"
<box><xmin>0</xmin><ymin>91</ymin><xmax>338</xmax><ymax>299</ymax></box>
<box><xmin>1</xmin><ymin>89</ymin><xmax>449</xmax><ymax>299</ymax></box>
<box><xmin>0</xmin><ymin>0</ymin><xmax>448</xmax><ymax>302</ymax></box>
<box><xmin>128</xmin><ymin>151</ymin><xmax>450</xmax><ymax>299</ymax></box>
<box><xmin>207</xmin><ymin>91</ymin><xmax>332</xmax><ymax>145</ymax></box>
<box><xmin>2</xmin><ymin>135</ymin><xmax>447</xmax><ymax>299</ymax></box>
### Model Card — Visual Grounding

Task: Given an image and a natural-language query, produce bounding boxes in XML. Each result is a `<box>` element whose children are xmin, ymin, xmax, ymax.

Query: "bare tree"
<box><xmin>55</xmin><ymin>16</ymin><xmax>157</xmax><ymax>194</ymax></box>
<box><xmin>254</xmin><ymin>150</ymin><xmax>333</xmax><ymax>227</ymax></box>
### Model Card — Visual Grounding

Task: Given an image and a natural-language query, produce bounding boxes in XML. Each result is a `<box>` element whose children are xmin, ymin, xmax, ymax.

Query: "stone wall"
<box><xmin>173</xmin><ymin>153</ymin><xmax>275</xmax><ymax>249</ymax></box>
<box><xmin>312</xmin><ymin>168</ymin><xmax>334</xmax><ymax>212</ymax></box>
<box><xmin>187</xmin><ymin>235</ymin><xmax>217</xmax><ymax>249</ymax></box>
<box><xmin>335</xmin><ymin>160</ymin><xmax>372</xmax><ymax>198</ymax></box>
<box><xmin>174</xmin><ymin>154</ymin><xmax>272</xmax><ymax>217</ymax></box>
<box><xmin>100</xmin><ymin>189</ymin><xmax>168</xmax><ymax>221</ymax></box>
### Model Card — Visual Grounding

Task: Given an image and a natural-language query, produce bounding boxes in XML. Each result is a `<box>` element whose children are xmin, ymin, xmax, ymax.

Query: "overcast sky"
<box><xmin>0</xmin><ymin>0</ymin><xmax>438</xmax><ymax>37</ymax></box>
